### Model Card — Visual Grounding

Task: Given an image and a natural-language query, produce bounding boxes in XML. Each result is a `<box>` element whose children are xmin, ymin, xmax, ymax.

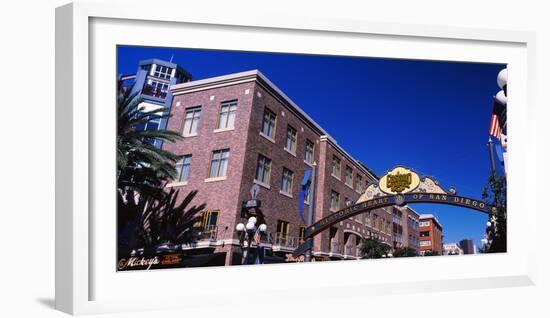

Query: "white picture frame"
<box><xmin>55</xmin><ymin>1</ymin><xmax>537</xmax><ymax>315</ymax></box>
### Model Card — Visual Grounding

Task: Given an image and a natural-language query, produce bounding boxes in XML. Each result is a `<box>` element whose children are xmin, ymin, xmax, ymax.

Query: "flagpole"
<box><xmin>305</xmin><ymin>162</ymin><xmax>317</xmax><ymax>262</ymax></box>
<box><xmin>487</xmin><ymin>138</ymin><xmax>497</xmax><ymax>175</ymax></box>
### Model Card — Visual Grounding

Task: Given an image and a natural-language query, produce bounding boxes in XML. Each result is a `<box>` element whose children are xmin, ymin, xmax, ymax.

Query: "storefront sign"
<box><xmin>285</xmin><ymin>253</ymin><xmax>305</xmax><ymax>262</ymax></box>
<box><xmin>117</xmin><ymin>253</ymin><xmax>183</xmax><ymax>271</ymax></box>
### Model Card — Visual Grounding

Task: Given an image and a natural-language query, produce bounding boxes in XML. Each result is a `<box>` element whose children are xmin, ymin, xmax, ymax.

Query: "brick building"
<box><xmin>418</xmin><ymin>214</ymin><xmax>443</xmax><ymax>255</ymax></box>
<box><xmin>163</xmin><ymin>70</ymin><xmax>418</xmax><ymax>265</ymax></box>
<box><xmin>392</xmin><ymin>206</ymin><xmax>420</xmax><ymax>252</ymax></box>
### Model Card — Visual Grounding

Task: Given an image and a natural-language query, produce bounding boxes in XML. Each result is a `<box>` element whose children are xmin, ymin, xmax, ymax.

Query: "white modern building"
<box><xmin>443</xmin><ymin>243</ymin><xmax>464</xmax><ymax>255</ymax></box>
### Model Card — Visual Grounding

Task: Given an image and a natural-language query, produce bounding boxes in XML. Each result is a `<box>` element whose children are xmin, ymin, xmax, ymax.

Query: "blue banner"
<box><xmin>298</xmin><ymin>168</ymin><xmax>311</xmax><ymax>224</ymax></box>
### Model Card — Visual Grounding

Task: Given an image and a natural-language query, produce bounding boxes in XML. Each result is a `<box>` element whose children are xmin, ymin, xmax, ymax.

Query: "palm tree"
<box><xmin>116</xmin><ymin>81</ymin><xmax>208</xmax><ymax>255</ymax></box>
<box><xmin>117</xmin><ymin>81</ymin><xmax>183</xmax><ymax>200</ymax></box>
<box><xmin>119</xmin><ymin>187</ymin><xmax>207</xmax><ymax>252</ymax></box>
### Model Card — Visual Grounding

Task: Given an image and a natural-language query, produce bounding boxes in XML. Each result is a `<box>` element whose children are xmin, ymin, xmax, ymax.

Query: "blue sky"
<box><xmin>118</xmin><ymin>46</ymin><xmax>505</xmax><ymax>247</ymax></box>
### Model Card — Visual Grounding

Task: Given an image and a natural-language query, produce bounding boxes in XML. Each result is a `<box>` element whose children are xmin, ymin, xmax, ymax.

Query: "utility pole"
<box><xmin>305</xmin><ymin>162</ymin><xmax>317</xmax><ymax>262</ymax></box>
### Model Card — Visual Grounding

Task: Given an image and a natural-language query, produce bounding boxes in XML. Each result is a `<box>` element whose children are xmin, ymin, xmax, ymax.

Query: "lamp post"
<box><xmin>236</xmin><ymin>217</ymin><xmax>267</xmax><ymax>265</ymax></box>
<box><xmin>483</xmin><ymin>218</ymin><xmax>496</xmax><ymax>252</ymax></box>
<box><xmin>304</xmin><ymin>162</ymin><xmax>317</xmax><ymax>262</ymax></box>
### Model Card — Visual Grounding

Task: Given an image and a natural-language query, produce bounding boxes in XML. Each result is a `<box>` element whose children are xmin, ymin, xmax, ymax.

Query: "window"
<box><xmin>355</xmin><ymin>174</ymin><xmax>363</xmax><ymax>192</ymax></box>
<box><xmin>153</xmin><ymin>65</ymin><xmax>173</xmax><ymax>79</ymax></box>
<box><xmin>255</xmin><ymin>154</ymin><xmax>271</xmax><ymax>185</ymax></box>
<box><xmin>175</xmin><ymin>155</ymin><xmax>192</xmax><ymax>182</ymax></box>
<box><xmin>299</xmin><ymin>226</ymin><xmax>306</xmax><ymax>241</ymax></box>
<box><xmin>217</xmin><ymin>100</ymin><xmax>237</xmax><ymax>130</ymax></box>
<box><xmin>284</xmin><ymin>125</ymin><xmax>297</xmax><ymax>154</ymax></box>
<box><xmin>276</xmin><ymin>220</ymin><xmax>290</xmax><ymax>239</ymax></box>
<box><xmin>145</xmin><ymin>117</ymin><xmax>160</xmax><ymax>131</ymax></box>
<box><xmin>150</xmin><ymin>80</ymin><xmax>169</xmax><ymax>92</ymax></box>
<box><xmin>419</xmin><ymin>220</ymin><xmax>430</xmax><ymax>227</ymax></box>
<box><xmin>345</xmin><ymin>166</ymin><xmax>353</xmax><ymax>186</ymax></box>
<box><xmin>305</xmin><ymin>139</ymin><xmax>314</xmax><ymax>164</ymax></box>
<box><xmin>330</xmin><ymin>190</ymin><xmax>341</xmax><ymax>211</ymax></box>
<box><xmin>182</xmin><ymin>107</ymin><xmax>201</xmax><ymax>136</ymax></box>
<box><xmin>208</xmin><ymin>149</ymin><xmax>229</xmax><ymax>178</ymax></box>
<box><xmin>281</xmin><ymin>168</ymin><xmax>294</xmax><ymax>195</ymax></box>
<box><xmin>420</xmin><ymin>231</ymin><xmax>430</xmax><ymax>237</ymax></box>
<box><xmin>420</xmin><ymin>240</ymin><xmax>431</xmax><ymax>247</ymax></box>
<box><xmin>261</xmin><ymin>109</ymin><xmax>276</xmax><ymax>139</ymax></box>
<box><xmin>199</xmin><ymin>210</ymin><xmax>219</xmax><ymax>230</ymax></box>
<box><xmin>138</xmin><ymin>116</ymin><xmax>162</xmax><ymax>144</ymax></box>
<box><xmin>332</xmin><ymin>156</ymin><xmax>341</xmax><ymax>178</ymax></box>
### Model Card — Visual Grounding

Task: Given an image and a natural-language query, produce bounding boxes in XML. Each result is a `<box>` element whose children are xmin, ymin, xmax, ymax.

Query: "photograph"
<box><xmin>3</xmin><ymin>0</ymin><xmax>550</xmax><ymax>316</ymax></box>
<box><xmin>115</xmin><ymin>46</ymin><xmax>508</xmax><ymax>271</ymax></box>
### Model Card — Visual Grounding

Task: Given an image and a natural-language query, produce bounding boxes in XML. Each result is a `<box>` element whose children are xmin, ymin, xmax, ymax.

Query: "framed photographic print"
<box><xmin>56</xmin><ymin>1</ymin><xmax>537</xmax><ymax>315</ymax></box>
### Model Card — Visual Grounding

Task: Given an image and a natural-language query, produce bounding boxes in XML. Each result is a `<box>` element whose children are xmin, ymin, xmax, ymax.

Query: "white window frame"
<box><xmin>182</xmin><ymin>106</ymin><xmax>201</xmax><ymax>137</ymax></box>
<box><xmin>153</xmin><ymin>65</ymin><xmax>173</xmax><ymax>80</ymax></box>
<box><xmin>216</xmin><ymin>100</ymin><xmax>238</xmax><ymax>130</ymax></box>
<box><xmin>280</xmin><ymin>168</ymin><xmax>294</xmax><ymax>196</ymax></box>
<box><xmin>261</xmin><ymin>108</ymin><xmax>276</xmax><ymax>140</ymax></box>
<box><xmin>284</xmin><ymin>125</ymin><xmax>297</xmax><ymax>155</ymax></box>
<box><xmin>208</xmin><ymin>149</ymin><xmax>230</xmax><ymax>179</ymax></box>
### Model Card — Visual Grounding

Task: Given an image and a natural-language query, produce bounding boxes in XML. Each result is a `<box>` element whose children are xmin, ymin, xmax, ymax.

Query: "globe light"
<box><xmin>236</xmin><ymin>223</ymin><xmax>245</xmax><ymax>232</ymax></box>
<box><xmin>449</xmin><ymin>186</ymin><xmax>457</xmax><ymax>195</ymax></box>
<box><xmin>248</xmin><ymin>216</ymin><xmax>257</xmax><ymax>224</ymax></box>
<box><xmin>495</xmin><ymin>90</ymin><xmax>507</xmax><ymax>105</ymax></box>
<box><xmin>486</xmin><ymin>221</ymin><xmax>492</xmax><ymax>227</ymax></box>
<box><xmin>497</xmin><ymin>68</ymin><xmax>508</xmax><ymax>89</ymax></box>
<box><xmin>259</xmin><ymin>224</ymin><xmax>267</xmax><ymax>232</ymax></box>
<box><xmin>246</xmin><ymin>221</ymin><xmax>256</xmax><ymax>232</ymax></box>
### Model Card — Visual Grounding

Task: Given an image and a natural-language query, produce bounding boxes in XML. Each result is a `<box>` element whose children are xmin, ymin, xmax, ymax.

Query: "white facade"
<box><xmin>443</xmin><ymin>243</ymin><xmax>464</xmax><ymax>255</ymax></box>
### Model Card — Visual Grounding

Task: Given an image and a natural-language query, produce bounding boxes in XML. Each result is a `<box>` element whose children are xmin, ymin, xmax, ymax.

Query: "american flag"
<box><xmin>490</xmin><ymin>98</ymin><xmax>507</xmax><ymax>141</ymax></box>
<box><xmin>253</xmin><ymin>229</ymin><xmax>261</xmax><ymax>245</ymax></box>
<box><xmin>489</xmin><ymin>113</ymin><xmax>502</xmax><ymax>141</ymax></box>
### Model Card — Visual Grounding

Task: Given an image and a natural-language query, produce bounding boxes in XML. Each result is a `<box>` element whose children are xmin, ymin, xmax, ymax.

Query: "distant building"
<box><xmin>418</xmin><ymin>214</ymin><xmax>443</xmax><ymax>255</ymax></box>
<box><xmin>120</xmin><ymin>58</ymin><xmax>192</xmax><ymax>147</ymax></box>
<box><xmin>443</xmin><ymin>243</ymin><xmax>464</xmax><ymax>255</ymax></box>
<box><xmin>392</xmin><ymin>206</ymin><xmax>420</xmax><ymax>252</ymax></box>
<box><xmin>459</xmin><ymin>239</ymin><xmax>476</xmax><ymax>254</ymax></box>
<box><xmin>405</xmin><ymin>207</ymin><xmax>420</xmax><ymax>253</ymax></box>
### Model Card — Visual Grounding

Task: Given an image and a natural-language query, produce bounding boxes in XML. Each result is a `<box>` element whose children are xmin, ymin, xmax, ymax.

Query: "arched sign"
<box><xmin>305</xmin><ymin>192</ymin><xmax>496</xmax><ymax>239</ymax></box>
<box><xmin>294</xmin><ymin>166</ymin><xmax>499</xmax><ymax>257</ymax></box>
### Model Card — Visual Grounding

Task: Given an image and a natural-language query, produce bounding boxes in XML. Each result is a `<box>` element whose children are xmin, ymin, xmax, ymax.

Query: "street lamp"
<box><xmin>236</xmin><ymin>216</ymin><xmax>267</xmax><ymax>265</ymax></box>
<box><xmin>484</xmin><ymin>218</ymin><xmax>496</xmax><ymax>252</ymax></box>
<box><xmin>449</xmin><ymin>186</ymin><xmax>457</xmax><ymax>195</ymax></box>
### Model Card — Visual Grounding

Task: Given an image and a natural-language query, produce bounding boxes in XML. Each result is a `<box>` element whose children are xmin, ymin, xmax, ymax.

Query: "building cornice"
<box><xmin>419</xmin><ymin>214</ymin><xmax>443</xmax><ymax>229</ymax></box>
